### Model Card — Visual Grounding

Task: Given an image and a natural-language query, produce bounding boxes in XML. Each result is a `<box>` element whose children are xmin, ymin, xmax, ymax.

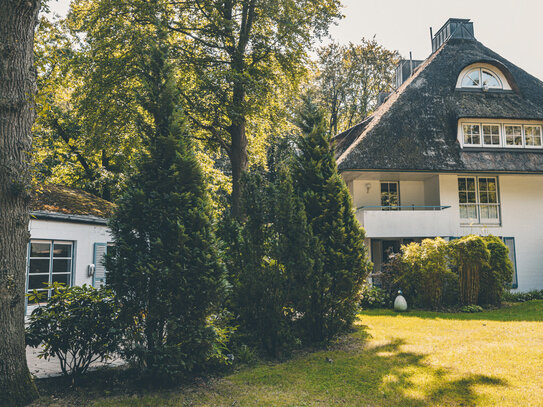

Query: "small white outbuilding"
<box><xmin>26</xmin><ymin>185</ymin><xmax>113</xmax><ymax>314</ymax></box>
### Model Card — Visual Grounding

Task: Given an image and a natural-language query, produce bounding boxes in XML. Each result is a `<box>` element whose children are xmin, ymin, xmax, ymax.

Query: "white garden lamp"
<box><xmin>394</xmin><ymin>290</ymin><xmax>407</xmax><ymax>311</ymax></box>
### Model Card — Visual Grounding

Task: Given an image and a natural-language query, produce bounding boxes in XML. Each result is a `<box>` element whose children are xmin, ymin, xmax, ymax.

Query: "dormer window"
<box><xmin>459</xmin><ymin>119</ymin><xmax>543</xmax><ymax>149</ymax></box>
<box><xmin>456</xmin><ymin>63</ymin><xmax>512</xmax><ymax>91</ymax></box>
<box><xmin>461</xmin><ymin>68</ymin><xmax>502</xmax><ymax>89</ymax></box>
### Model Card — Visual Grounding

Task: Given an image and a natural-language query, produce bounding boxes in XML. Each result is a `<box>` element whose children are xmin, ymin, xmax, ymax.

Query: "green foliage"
<box><xmin>402</xmin><ymin>238</ymin><xmax>452</xmax><ymax>309</ymax></box>
<box><xmin>312</xmin><ymin>39</ymin><xmax>400</xmax><ymax>133</ymax></box>
<box><xmin>460</xmin><ymin>304</ymin><xmax>484</xmax><ymax>313</ymax></box>
<box><xmin>105</xmin><ymin>46</ymin><xmax>227</xmax><ymax>380</ymax></box>
<box><xmin>381</xmin><ymin>236</ymin><xmax>512</xmax><ymax>309</ymax></box>
<box><xmin>449</xmin><ymin>235</ymin><xmax>490</xmax><ymax>305</ymax></box>
<box><xmin>293</xmin><ymin>96</ymin><xmax>372</xmax><ymax>342</ymax></box>
<box><xmin>358</xmin><ymin>284</ymin><xmax>391</xmax><ymax>309</ymax></box>
<box><xmin>226</xmin><ymin>163</ymin><xmax>312</xmax><ymax>357</ymax></box>
<box><xmin>503</xmin><ymin>289</ymin><xmax>543</xmax><ymax>302</ymax></box>
<box><xmin>25</xmin><ymin>284</ymin><xmax>121</xmax><ymax>382</ymax></box>
<box><xmin>479</xmin><ymin>236</ymin><xmax>514</xmax><ymax>306</ymax></box>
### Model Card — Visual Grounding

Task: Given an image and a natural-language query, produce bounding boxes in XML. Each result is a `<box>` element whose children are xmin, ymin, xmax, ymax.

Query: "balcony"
<box><xmin>356</xmin><ymin>205</ymin><xmax>454</xmax><ymax>238</ymax></box>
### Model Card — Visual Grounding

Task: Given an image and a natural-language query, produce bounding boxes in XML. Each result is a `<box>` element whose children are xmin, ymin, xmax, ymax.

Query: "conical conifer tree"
<box><xmin>106</xmin><ymin>43</ymin><xmax>225</xmax><ymax>378</ymax></box>
<box><xmin>294</xmin><ymin>95</ymin><xmax>371</xmax><ymax>343</ymax></box>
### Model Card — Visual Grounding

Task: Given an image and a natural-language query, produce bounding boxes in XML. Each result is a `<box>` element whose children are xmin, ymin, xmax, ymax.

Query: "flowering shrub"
<box><xmin>359</xmin><ymin>284</ymin><xmax>391</xmax><ymax>309</ymax></box>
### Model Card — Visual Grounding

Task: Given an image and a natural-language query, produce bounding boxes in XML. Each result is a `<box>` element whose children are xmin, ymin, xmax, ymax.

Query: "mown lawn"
<box><xmin>33</xmin><ymin>301</ymin><xmax>543</xmax><ymax>406</ymax></box>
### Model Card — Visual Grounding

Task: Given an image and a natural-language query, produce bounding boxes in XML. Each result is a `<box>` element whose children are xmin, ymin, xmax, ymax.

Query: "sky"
<box><xmin>48</xmin><ymin>0</ymin><xmax>543</xmax><ymax>80</ymax></box>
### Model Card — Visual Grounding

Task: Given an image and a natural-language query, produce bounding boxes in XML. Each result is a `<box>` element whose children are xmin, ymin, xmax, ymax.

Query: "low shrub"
<box><xmin>460</xmin><ymin>304</ymin><xmax>484</xmax><ymax>313</ymax></box>
<box><xmin>26</xmin><ymin>284</ymin><xmax>122</xmax><ymax>382</ymax></box>
<box><xmin>503</xmin><ymin>289</ymin><xmax>543</xmax><ymax>302</ymax></box>
<box><xmin>358</xmin><ymin>283</ymin><xmax>391</xmax><ymax>309</ymax></box>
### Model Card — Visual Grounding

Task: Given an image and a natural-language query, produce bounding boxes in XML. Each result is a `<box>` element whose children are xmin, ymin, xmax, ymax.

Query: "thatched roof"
<box><xmin>336</xmin><ymin>37</ymin><xmax>543</xmax><ymax>173</ymax></box>
<box><xmin>31</xmin><ymin>184</ymin><xmax>114</xmax><ymax>219</ymax></box>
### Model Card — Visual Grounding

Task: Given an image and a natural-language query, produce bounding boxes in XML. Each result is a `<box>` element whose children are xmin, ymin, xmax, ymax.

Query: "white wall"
<box><xmin>348</xmin><ymin>172</ymin><xmax>543</xmax><ymax>291</ymax></box>
<box><xmin>439</xmin><ymin>174</ymin><xmax>543</xmax><ymax>291</ymax></box>
<box><xmin>29</xmin><ymin>219</ymin><xmax>111</xmax><ymax>287</ymax></box>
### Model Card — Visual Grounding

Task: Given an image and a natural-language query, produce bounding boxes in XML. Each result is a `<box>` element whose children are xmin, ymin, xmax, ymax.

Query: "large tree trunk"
<box><xmin>229</xmin><ymin>121</ymin><xmax>248</xmax><ymax>220</ymax></box>
<box><xmin>0</xmin><ymin>0</ymin><xmax>41</xmax><ymax>405</ymax></box>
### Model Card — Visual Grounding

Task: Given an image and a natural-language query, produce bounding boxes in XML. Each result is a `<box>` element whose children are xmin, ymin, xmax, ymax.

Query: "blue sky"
<box><xmin>48</xmin><ymin>0</ymin><xmax>543</xmax><ymax>80</ymax></box>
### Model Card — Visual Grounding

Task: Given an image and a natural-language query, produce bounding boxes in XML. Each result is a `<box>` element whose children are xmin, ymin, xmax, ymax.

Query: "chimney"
<box><xmin>394</xmin><ymin>58</ymin><xmax>423</xmax><ymax>89</ymax></box>
<box><xmin>431</xmin><ymin>18</ymin><xmax>475</xmax><ymax>53</ymax></box>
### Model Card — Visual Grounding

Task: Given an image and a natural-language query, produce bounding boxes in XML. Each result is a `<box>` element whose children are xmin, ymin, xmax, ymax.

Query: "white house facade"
<box><xmin>26</xmin><ymin>185</ymin><xmax>112</xmax><ymax>314</ymax></box>
<box><xmin>336</xmin><ymin>19</ymin><xmax>543</xmax><ymax>292</ymax></box>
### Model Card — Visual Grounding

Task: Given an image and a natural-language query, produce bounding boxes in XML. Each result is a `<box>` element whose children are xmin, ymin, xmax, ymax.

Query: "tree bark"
<box><xmin>0</xmin><ymin>0</ymin><xmax>41</xmax><ymax>405</ymax></box>
<box><xmin>229</xmin><ymin>120</ymin><xmax>248</xmax><ymax>220</ymax></box>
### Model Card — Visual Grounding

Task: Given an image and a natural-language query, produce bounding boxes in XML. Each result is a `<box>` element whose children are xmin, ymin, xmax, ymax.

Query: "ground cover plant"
<box><xmin>29</xmin><ymin>300</ymin><xmax>543</xmax><ymax>406</ymax></box>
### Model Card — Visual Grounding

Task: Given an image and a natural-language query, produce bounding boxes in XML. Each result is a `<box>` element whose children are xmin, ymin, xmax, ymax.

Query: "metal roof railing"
<box><xmin>357</xmin><ymin>205</ymin><xmax>451</xmax><ymax>212</ymax></box>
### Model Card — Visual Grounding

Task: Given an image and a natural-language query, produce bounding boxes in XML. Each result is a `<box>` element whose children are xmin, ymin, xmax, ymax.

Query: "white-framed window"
<box><xmin>458</xmin><ymin>176</ymin><xmax>500</xmax><ymax>224</ymax></box>
<box><xmin>27</xmin><ymin>240</ymin><xmax>74</xmax><ymax>301</ymax></box>
<box><xmin>524</xmin><ymin>125</ymin><xmax>542</xmax><ymax>147</ymax></box>
<box><xmin>460</xmin><ymin>67</ymin><xmax>503</xmax><ymax>89</ymax></box>
<box><xmin>504</xmin><ymin>124</ymin><xmax>523</xmax><ymax>147</ymax></box>
<box><xmin>460</xmin><ymin>121</ymin><xmax>543</xmax><ymax>149</ymax></box>
<box><xmin>482</xmin><ymin>124</ymin><xmax>500</xmax><ymax>146</ymax></box>
<box><xmin>462</xmin><ymin>124</ymin><xmax>481</xmax><ymax>146</ymax></box>
<box><xmin>380</xmin><ymin>181</ymin><xmax>399</xmax><ymax>210</ymax></box>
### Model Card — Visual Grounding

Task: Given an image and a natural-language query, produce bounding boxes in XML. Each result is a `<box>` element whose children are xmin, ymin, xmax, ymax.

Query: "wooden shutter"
<box><xmin>93</xmin><ymin>243</ymin><xmax>107</xmax><ymax>288</ymax></box>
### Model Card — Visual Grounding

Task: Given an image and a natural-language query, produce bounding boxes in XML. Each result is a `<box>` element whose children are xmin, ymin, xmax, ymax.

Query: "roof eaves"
<box><xmin>31</xmin><ymin>210</ymin><xmax>108</xmax><ymax>225</ymax></box>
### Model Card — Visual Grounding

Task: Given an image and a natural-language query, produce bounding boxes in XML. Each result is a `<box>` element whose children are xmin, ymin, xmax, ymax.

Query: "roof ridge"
<box><xmin>336</xmin><ymin>44</ymin><xmax>446</xmax><ymax>165</ymax></box>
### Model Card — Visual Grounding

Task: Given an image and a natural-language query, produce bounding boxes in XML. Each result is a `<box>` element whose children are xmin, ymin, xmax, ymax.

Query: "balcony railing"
<box><xmin>357</xmin><ymin>205</ymin><xmax>451</xmax><ymax>212</ymax></box>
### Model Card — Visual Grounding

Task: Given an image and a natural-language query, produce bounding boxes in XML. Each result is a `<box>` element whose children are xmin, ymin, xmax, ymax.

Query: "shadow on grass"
<box><xmin>229</xmin><ymin>327</ymin><xmax>508</xmax><ymax>406</ymax></box>
<box><xmin>359</xmin><ymin>300</ymin><xmax>543</xmax><ymax>322</ymax></box>
<box><xmin>31</xmin><ymin>326</ymin><xmax>509</xmax><ymax>406</ymax></box>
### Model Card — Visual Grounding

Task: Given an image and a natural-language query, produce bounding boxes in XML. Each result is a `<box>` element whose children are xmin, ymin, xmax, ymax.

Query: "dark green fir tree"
<box><xmin>293</xmin><ymin>95</ymin><xmax>372</xmax><ymax>343</ymax></box>
<box><xmin>105</xmin><ymin>44</ymin><xmax>225</xmax><ymax>379</ymax></box>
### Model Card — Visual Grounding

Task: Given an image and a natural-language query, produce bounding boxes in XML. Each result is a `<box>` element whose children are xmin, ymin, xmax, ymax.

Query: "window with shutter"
<box><xmin>93</xmin><ymin>243</ymin><xmax>108</xmax><ymax>288</ymax></box>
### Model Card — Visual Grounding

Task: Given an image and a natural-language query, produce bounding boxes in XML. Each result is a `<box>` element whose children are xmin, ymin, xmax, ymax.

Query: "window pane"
<box><xmin>459</xmin><ymin>191</ymin><xmax>467</xmax><ymax>203</ymax></box>
<box><xmin>52</xmin><ymin>273</ymin><xmax>70</xmax><ymax>286</ymax></box>
<box><xmin>458</xmin><ymin>178</ymin><xmax>466</xmax><ymax>191</ymax></box>
<box><xmin>488</xmin><ymin>191</ymin><xmax>497</xmax><ymax>203</ymax></box>
<box><xmin>460</xmin><ymin>204</ymin><xmax>477</xmax><ymax>219</ymax></box>
<box><xmin>525</xmin><ymin>126</ymin><xmax>542</xmax><ymax>147</ymax></box>
<box><xmin>463</xmin><ymin>124</ymin><xmax>480</xmax><ymax>145</ymax></box>
<box><xmin>29</xmin><ymin>259</ymin><xmax>50</xmax><ymax>274</ymax></box>
<box><xmin>462</xmin><ymin>70</ymin><xmax>480</xmax><ymax>87</ymax></box>
<box><xmin>467</xmin><ymin>192</ymin><xmax>476</xmax><ymax>203</ymax></box>
<box><xmin>505</xmin><ymin>125</ymin><xmax>522</xmax><ymax>145</ymax></box>
<box><xmin>480</xmin><ymin>205</ymin><xmax>498</xmax><ymax>219</ymax></box>
<box><xmin>482</xmin><ymin>70</ymin><xmax>501</xmax><ymax>88</ymax></box>
<box><xmin>30</xmin><ymin>242</ymin><xmax>50</xmax><ymax>258</ymax></box>
<box><xmin>53</xmin><ymin>243</ymin><xmax>72</xmax><ymax>258</ymax></box>
<box><xmin>389</xmin><ymin>183</ymin><xmax>397</xmax><ymax>193</ymax></box>
<box><xmin>28</xmin><ymin>274</ymin><xmax>50</xmax><ymax>290</ymax></box>
<box><xmin>483</xmin><ymin>125</ymin><xmax>500</xmax><ymax>146</ymax></box>
<box><xmin>466</xmin><ymin>178</ymin><xmax>476</xmax><ymax>191</ymax></box>
<box><xmin>53</xmin><ymin>259</ymin><xmax>71</xmax><ymax>274</ymax></box>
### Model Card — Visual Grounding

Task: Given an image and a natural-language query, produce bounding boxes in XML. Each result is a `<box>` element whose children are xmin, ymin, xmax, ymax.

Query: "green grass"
<box><xmin>32</xmin><ymin>300</ymin><xmax>543</xmax><ymax>406</ymax></box>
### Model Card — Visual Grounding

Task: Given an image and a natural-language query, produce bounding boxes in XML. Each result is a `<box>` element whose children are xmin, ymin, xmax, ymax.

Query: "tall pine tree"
<box><xmin>293</xmin><ymin>95</ymin><xmax>371</xmax><ymax>343</ymax></box>
<box><xmin>105</xmin><ymin>41</ymin><xmax>225</xmax><ymax>378</ymax></box>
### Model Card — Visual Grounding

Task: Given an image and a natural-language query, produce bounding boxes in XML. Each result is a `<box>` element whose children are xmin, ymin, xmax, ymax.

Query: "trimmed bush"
<box><xmin>449</xmin><ymin>235</ymin><xmax>490</xmax><ymax>305</ymax></box>
<box><xmin>479</xmin><ymin>235</ymin><xmax>514</xmax><ymax>306</ymax></box>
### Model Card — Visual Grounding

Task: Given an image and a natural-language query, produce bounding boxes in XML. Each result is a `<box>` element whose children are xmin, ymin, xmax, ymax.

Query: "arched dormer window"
<box><xmin>456</xmin><ymin>63</ymin><xmax>512</xmax><ymax>91</ymax></box>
